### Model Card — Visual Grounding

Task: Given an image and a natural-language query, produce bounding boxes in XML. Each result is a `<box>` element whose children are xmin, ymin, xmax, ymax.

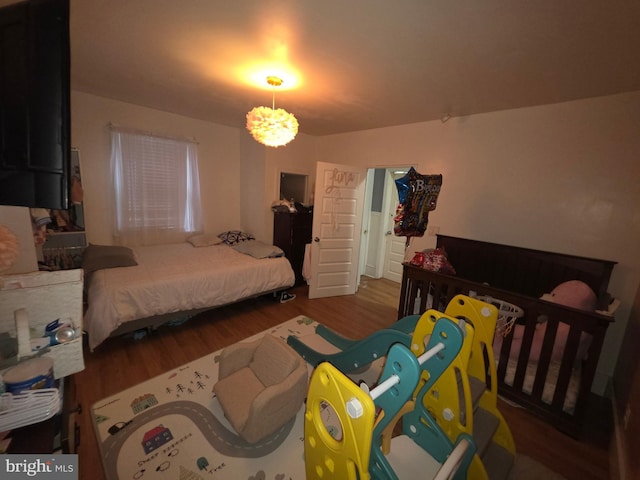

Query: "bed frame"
<box><xmin>83</xmin><ymin>242</ymin><xmax>295</xmax><ymax>350</ymax></box>
<box><xmin>106</xmin><ymin>287</ymin><xmax>286</xmax><ymax>339</ymax></box>
<box><xmin>398</xmin><ymin>234</ymin><xmax>616</xmax><ymax>438</ymax></box>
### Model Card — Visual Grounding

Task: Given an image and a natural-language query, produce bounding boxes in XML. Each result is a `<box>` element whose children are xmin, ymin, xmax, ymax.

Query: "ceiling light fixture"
<box><xmin>246</xmin><ymin>76</ymin><xmax>299</xmax><ymax>148</ymax></box>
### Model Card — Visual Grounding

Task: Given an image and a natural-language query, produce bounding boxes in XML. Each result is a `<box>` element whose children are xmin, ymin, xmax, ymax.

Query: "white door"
<box><xmin>383</xmin><ymin>170</ymin><xmax>408</xmax><ymax>283</ymax></box>
<box><xmin>360</xmin><ymin>169</ymin><xmax>377</xmax><ymax>278</ymax></box>
<box><xmin>308</xmin><ymin>161</ymin><xmax>367</xmax><ymax>299</ymax></box>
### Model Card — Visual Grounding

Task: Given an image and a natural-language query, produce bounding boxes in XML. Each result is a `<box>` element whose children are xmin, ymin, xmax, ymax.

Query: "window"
<box><xmin>110</xmin><ymin>128</ymin><xmax>202</xmax><ymax>245</ymax></box>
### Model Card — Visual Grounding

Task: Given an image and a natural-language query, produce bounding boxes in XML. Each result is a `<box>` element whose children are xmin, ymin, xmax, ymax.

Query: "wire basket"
<box><xmin>0</xmin><ymin>388</ymin><xmax>61</xmax><ymax>431</ymax></box>
<box><xmin>474</xmin><ymin>295</ymin><xmax>524</xmax><ymax>337</ymax></box>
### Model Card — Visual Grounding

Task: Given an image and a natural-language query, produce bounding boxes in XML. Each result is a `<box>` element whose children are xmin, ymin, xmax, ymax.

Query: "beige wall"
<box><xmin>613</xmin><ymin>282</ymin><xmax>640</xmax><ymax>480</ymax></box>
<box><xmin>72</xmin><ymin>91</ymin><xmax>317</xmax><ymax>245</ymax></box>
<box><xmin>71</xmin><ymin>91</ymin><xmax>244</xmax><ymax>244</ymax></box>
<box><xmin>239</xmin><ymin>129</ymin><xmax>317</xmax><ymax>243</ymax></box>
<box><xmin>316</xmin><ymin>91</ymin><xmax>640</xmax><ymax>395</ymax></box>
<box><xmin>262</xmin><ymin>135</ymin><xmax>317</xmax><ymax>240</ymax></box>
<box><xmin>69</xmin><ymin>89</ymin><xmax>640</xmax><ymax>395</ymax></box>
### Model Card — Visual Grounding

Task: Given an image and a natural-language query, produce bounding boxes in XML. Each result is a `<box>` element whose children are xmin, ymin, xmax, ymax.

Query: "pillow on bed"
<box><xmin>218</xmin><ymin>230</ymin><xmax>255</xmax><ymax>246</ymax></box>
<box><xmin>187</xmin><ymin>233</ymin><xmax>222</xmax><ymax>247</ymax></box>
<box><xmin>232</xmin><ymin>240</ymin><xmax>285</xmax><ymax>259</ymax></box>
<box><xmin>82</xmin><ymin>244</ymin><xmax>138</xmax><ymax>275</ymax></box>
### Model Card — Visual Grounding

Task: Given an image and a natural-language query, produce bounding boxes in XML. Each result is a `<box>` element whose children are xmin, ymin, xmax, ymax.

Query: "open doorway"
<box><xmin>279</xmin><ymin>172</ymin><xmax>309</xmax><ymax>204</ymax></box>
<box><xmin>360</xmin><ymin>167</ymin><xmax>411</xmax><ymax>283</ymax></box>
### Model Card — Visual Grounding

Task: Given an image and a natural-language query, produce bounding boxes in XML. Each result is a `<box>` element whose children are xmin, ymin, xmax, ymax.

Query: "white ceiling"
<box><xmin>10</xmin><ymin>0</ymin><xmax>640</xmax><ymax>136</ymax></box>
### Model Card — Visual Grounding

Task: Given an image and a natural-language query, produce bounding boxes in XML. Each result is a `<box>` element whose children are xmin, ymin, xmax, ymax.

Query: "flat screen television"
<box><xmin>0</xmin><ymin>0</ymin><xmax>70</xmax><ymax>210</ymax></box>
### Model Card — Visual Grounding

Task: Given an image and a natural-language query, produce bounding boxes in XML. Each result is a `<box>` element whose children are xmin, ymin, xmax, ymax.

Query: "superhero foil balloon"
<box><xmin>394</xmin><ymin>167</ymin><xmax>442</xmax><ymax>238</ymax></box>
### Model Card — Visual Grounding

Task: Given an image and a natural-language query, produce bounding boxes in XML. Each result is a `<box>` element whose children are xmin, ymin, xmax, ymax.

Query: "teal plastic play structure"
<box><xmin>287</xmin><ymin>320</ymin><xmax>416</xmax><ymax>373</ymax></box>
<box><xmin>303</xmin><ymin>313</ymin><xmax>476</xmax><ymax>480</ymax></box>
<box><xmin>290</xmin><ymin>294</ymin><xmax>517</xmax><ymax>479</ymax></box>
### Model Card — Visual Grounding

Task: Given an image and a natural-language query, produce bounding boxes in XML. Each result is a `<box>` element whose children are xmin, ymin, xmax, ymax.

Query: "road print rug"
<box><xmin>92</xmin><ymin>315</ymin><xmax>318</xmax><ymax>480</ymax></box>
<box><xmin>92</xmin><ymin>315</ymin><xmax>567</xmax><ymax>480</ymax></box>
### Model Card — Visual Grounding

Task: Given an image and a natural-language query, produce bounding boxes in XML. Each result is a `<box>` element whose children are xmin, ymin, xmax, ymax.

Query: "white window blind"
<box><xmin>110</xmin><ymin>128</ymin><xmax>202</xmax><ymax>245</ymax></box>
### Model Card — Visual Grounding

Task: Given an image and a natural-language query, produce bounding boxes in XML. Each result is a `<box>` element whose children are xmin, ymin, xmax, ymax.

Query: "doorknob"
<box><xmin>314</xmin><ymin>237</ymin><xmax>320</xmax><ymax>242</ymax></box>
<box><xmin>385</xmin><ymin>231</ymin><xmax>392</xmax><ymax>236</ymax></box>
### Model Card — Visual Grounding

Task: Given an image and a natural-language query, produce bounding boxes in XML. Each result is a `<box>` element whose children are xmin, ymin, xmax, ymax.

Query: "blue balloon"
<box><xmin>394</xmin><ymin>167</ymin><xmax>415</xmax><ymax>205</ymax></box>
<box><xmin>394</xmin><ymin>167</ymin><xmax>442</xmax><ymax>238</ymax></box>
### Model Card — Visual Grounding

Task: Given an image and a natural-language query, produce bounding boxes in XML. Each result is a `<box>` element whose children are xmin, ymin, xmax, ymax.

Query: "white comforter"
<box><xmin>84</xmin><ymin>243</ymin><xmax>294</xmax><ymax>350</ymax></box>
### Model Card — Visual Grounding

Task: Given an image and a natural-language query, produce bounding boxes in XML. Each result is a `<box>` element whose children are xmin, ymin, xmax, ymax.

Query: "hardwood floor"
<box><xmin>73</xmin><ymin>277</ymin><xmax>611</xmax><ymax>480</ymax></box>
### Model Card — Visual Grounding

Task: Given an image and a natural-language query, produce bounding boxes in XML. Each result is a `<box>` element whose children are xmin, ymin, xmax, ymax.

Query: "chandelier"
<box><xmin>246</xmin><ymin>76</ymin><xmax>299</xmax><ymax>148</ymax></box>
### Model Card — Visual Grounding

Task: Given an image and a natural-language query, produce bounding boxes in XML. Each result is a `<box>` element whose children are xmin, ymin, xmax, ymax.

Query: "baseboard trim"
<box><xmin>611</xmin><ymin>389</ymin><xmax>629</xmax><ymax>480</ymax></box>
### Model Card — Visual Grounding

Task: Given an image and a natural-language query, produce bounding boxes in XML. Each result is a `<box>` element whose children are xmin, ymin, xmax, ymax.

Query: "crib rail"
<box><xmin>435</xmin><ymin>234</ymin><xmax>617</xmax><ymax>310</ymax></box>
<box><xmin>398</xmin><ymin>263</ymin><xmax>613</xmax><ymax>438</ymax></box>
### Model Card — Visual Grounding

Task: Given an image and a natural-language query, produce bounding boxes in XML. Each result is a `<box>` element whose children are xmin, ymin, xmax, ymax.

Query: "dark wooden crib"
<box><xmin>398</xmin><ymin>234</ymin><xmax>617</xmax><ymax>437</ymax></box>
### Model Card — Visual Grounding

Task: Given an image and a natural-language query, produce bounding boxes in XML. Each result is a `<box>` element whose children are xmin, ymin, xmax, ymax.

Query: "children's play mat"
<box><xmin>92</xmin><ymin>314</ymin><xmax>566</xmax><ymax>480</ymax></box>
<box><xmin>92</xmin><ymin>316</ymin><xmax>318</xmax><ymax>480</ymax></box>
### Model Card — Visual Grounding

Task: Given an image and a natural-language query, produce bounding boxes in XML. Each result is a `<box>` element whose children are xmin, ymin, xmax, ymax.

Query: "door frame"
<box><xmin>359</xmin><ymin>166</ymin><xmax>412</xmax><ymax>280</ymax></box>
<box><xmin>358</xmin><ymin>168</ymin><xmax>376</xmax><ymax>280</ymax></box>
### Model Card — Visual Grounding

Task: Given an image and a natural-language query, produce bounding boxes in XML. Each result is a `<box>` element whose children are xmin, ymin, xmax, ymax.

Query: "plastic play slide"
<box><xmin>304</xmin><ymin>313</ymin><xmax>476</xmax><ymax>480</ymax></box>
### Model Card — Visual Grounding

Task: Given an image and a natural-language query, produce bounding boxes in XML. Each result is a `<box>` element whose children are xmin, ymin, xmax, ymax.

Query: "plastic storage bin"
<box><xmin>0</xmin><ymin>269</ymin><xmax>84</xmax><ymax>379</ymax></box>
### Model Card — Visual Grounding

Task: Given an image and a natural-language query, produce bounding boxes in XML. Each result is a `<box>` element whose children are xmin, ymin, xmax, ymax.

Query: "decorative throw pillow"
<box><xmin>218</xmin><ymin>230</ymin><xmax>255</xmax><ymax>246</ymax></box>
<box><xmin>187</xmin><ymin>233</ymin><xmax>222</xmax><ymax>247</ymax></box>
<box><xmin>82</xmin><ymin>244</ymin><xmax>138</xmax><ymax>275</ymax></box>
<box><xmin>232</xmin><ymin>240</ymin><xmax>284</xmax><ymax>258</ymax></box>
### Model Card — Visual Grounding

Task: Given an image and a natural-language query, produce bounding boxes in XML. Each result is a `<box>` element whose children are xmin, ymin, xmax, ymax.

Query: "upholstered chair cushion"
<box><xmin>250</xmin><ymin>334</ymin><xmax>299</xmax><ymax>386</ymax></box>
<box><xmin>213</xmin><ymin>334</ymin><xmax>308</xmax><ymax>443</ymax></box>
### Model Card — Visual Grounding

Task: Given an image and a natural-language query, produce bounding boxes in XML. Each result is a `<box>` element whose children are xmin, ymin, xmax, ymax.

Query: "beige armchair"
<box><xmin>213</xmin><ymin>333</ymin><xmax>308</xmax><ymax>443</ymax></box>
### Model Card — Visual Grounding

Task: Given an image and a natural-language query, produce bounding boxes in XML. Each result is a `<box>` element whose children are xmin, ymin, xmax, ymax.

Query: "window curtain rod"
<box><xmin>108</xmin><ymin>122</ymin><xmax>198</xmax><ymax>145</ymax></box>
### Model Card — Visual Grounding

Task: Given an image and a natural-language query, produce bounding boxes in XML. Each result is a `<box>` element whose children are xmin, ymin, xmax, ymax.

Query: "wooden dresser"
<box><xmin>273</xmin><ymin>211</ymin><xmax>313</xmax><ymax>286</ymax></box>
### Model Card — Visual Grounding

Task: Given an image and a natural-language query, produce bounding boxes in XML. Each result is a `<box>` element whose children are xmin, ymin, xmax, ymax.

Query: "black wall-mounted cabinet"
<box><xmin>0</xmin><ymin>0</ymin><xmax>70</xmax><ymax>210</ymax></box>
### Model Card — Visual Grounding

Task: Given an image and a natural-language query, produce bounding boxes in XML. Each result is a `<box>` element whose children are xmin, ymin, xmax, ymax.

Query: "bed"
<box><xmin>397</xmin><ymin>234</ymin><xmax>617</xmax><ymax>438</ymax></box>
<box><xmin>83</xmin><ymin>239</ymin><xmax>295</xmax><ymax>351</ymax></box>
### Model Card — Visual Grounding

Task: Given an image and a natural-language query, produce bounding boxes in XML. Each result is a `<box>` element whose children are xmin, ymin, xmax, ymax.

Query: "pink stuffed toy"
<box><xmin>542</xmin><ymin>280</ymin><xmax>597</xmax><ymax>312</ymax></box>
<box><xmin>536</xmin><ymin>280</ymin><xmax>596</xmax><ymax>362</ymax></box>
<box><xmin>495</xmin><ymin>280</ymin><xmax>597</xmax><ymax>363</ymax></box>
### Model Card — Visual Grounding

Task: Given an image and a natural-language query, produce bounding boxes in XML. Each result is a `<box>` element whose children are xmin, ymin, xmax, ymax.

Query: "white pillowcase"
<box><xmin>232</xmin><ymin>240</ymin><xmax>284</xmax><ymax>259</ymax></box>
<box><xmin>187</xmin><ymin>233</ymin><xmax>222</xmax><ymax>247</ymax></box>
